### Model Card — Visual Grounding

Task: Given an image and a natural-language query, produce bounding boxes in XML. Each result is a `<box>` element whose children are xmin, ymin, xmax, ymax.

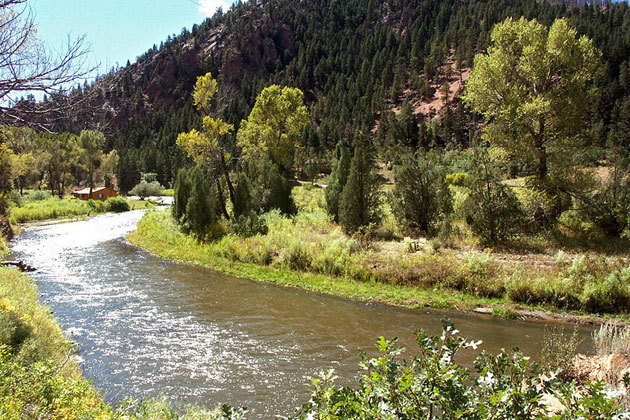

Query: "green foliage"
<box><xmin>463</xmin><ymin>175</ymin><xmax>522</xmax><ymax>244</ymax></box>
<box><xmin>390</xmin><ymin>152</ymin><xmax>452</xmax><ymax>236</ymax></box>
<box><xmin>9</xmin><ymin>198</ymin><xmax>113</xmax><ymax>224</ymax></box>
<box><xmin>232</xmin><ymin>173</ymin><xmax>252</xmax><ymax>218</ymax></box>
<box><xmin>184</xmin><ymin>167</ymin><xmax>219</xmax><ymax>239</ymax></box>
<box><xmin>575</xmin><ymin>152</ymin><xmax>630</xmax><ymax>237</ymax></box>
<box><xmin>463</xmin><ymin>17</ymin><xmax>601</xmax><ymax>191</ymax></box>
<box><xmin>27</xmin><ymin>190</ymin><xmax>52</xmax><ymax>201</ymax></box>
<box><xmin>445</xmin><ymin>172</ymin><xmax>470</xmax><ymax>187</ymax></box>
<box><xmin>539</xmin><ymin>325</ymin><xmax>581</xmax><ymax>380</ymax></box>
<box><xmin>106</xmin><ymin>197</ymin><xmax>131</xmax><ymax>213</ymax></box>
<box><xmin>237</xmin><ymin>85</ymin><xmax>309</xmax><ymax>172</ymax></box>
<box><xmin>0</xmin><ymin>311</ymin><xmax>32</xmax><ymax>354</ymax></box>
<box><xmin>173</xmin><ymin>168</ymin><xmax>192</xmax><ymax>223</ymax></box>
<box><xmin>228</xmin><ymin>213</ymin><xmax>268</xmax><ymax>238</ymax></box>
<box><xmin>265</xmin><ymin>165</ymin><xmax>297</xmax><ymax>215</ymax></box>
<box><xmin>506</xmin><ymin>256</ymin><xmax>630</xmax><ymax>314</ymax></box>
<box><xmin>292</xmin><ymin>322</ymin><xmax>626</xmax><ymax>419</ymax></box>
<box><xmin>130</xmin><ymin>180</ymin><xmax>165</xmax><ymax>199</ymax></box>
<box><xmin>339</xmin><ymin>147</ymin><xmax>383</xmax><ymax>234</ymax></box>
<box><xmin>325</xmin><ymin>144</ymin><xmax>351</xmax><ymax>222</ymax></box>
<box><xmin>141</xmin><ymin>172</ymin><xmax>159</xmax><ymax>183</ymax></box>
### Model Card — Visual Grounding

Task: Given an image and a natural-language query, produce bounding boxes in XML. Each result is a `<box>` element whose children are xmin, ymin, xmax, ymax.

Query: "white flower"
<box><xmin>478</xmin><ymin>372</ymin><xmax>496</xmax><ymax>387</ymax></box>
<box><xmin>603</xmin><ymin>387</ymin><xmax>626</xmax><ymax>400</ymax></box>
<box><xmin>467</xmin><ymin>340</ymin><xmax>483</xmax><ymax>350</ymax></box>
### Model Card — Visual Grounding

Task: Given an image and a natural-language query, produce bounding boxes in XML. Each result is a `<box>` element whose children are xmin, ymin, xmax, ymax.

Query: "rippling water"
<box><xmin>8</xmin><ymin>210</ymin><xmax>594</xmax><ymax>418</ymax></box>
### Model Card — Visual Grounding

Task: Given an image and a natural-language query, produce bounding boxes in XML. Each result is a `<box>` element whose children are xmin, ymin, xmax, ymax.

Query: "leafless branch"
<box><xmin>0</xmin><ymin>0</ymin><xmax>97</xmax><ymax>129</ymax></box>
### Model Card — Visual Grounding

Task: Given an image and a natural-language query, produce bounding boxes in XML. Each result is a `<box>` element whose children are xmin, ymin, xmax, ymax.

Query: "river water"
<box><xmin>8</xmin><ymin>210</ymin><xmax>595</xmax><ymax>418</ymax></box>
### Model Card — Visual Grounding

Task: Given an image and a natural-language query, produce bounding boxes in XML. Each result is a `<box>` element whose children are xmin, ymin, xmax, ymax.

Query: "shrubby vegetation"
<box><xmin>390</xmin><ymin>152</ymin><xmax>452</xmax><ymax>236</ymax></box>
<box><xmin>9</xmin><ymin>196</ymin><xmax>141</xmax><ymax>224</ymax></box>
<box><xmin>293</xmin><ymin>322</ymin><xmax>627</xmax><ymax>419</ymax></box>
<box><xmin>129</xmin><ymin>173</ymin><xmax>165</xmax><ymax>200</ymax></box>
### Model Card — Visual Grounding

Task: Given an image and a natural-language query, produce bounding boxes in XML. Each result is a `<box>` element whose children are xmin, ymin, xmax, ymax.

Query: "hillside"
<box><xmin>53</xmin><ymin>0</ymin><xmax>630</xmax><ymax>192</ymax></box>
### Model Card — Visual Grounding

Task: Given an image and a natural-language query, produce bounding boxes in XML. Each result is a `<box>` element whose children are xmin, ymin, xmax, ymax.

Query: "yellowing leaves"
<box><xmin>192</xmin><ymin>72</ymin><xmax>218</xmax><ymax>113</ymax></box>
<box><xmin>237</xmin><ymin>85</ymin><xmax>309</xmax><ymax>170</ymax></box>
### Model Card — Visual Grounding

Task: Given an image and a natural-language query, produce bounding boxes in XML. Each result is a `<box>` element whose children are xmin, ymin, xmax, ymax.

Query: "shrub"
<box><xmin>445</xmin><ymin>172</ymin><xmax>470</xmax><ymax>187</ymax></box>
<box><xmin>8</xmin><ymin>190</ymin><xmax>22</xmax><ymax>207</ymax></box>
<box><xmin>184</xmin><ymin>167</ymin><xmax>220</xmax><ymax>239</ymax></box>
<box><xmin>389</xmin><ymin>153</ymin><xmax>452</xmax><ymax>236</ymax></box>
<box><xmin>228</xmin><ymin>212</ymin><xmax>268</xmax><ymax>238</ymax></box>
<box><xmin>574</xmin><ymin>156</ymin><xmax>630</xmax><ymax>237</ymax></box>
<box><xmin>232</xmin><ymin>173</ymin><xmax>252</xmax><ymax>218</ymax></box>
<box><xmin>0</xmin><ymin>311</ymin><xmax>32</xmax><ymax>353</ymax></box>
<box><xmin>27</xmin><ymin>190</ymin><xmax>51</xmax><ymax>201</ymax></box>
<box><xmin>294</xmin><ymin>322</ymin><xmax>626</xmax><ymax>419</ymax></box>
<box><xmin>265</xmin><ymin>165</ymin><xmax>297</xmax><ymax>215</ymax></box>
<box><xmin>130</xmin><ymin>180</ymin><xmax>164</xmax><ymax>200</ymax></box>
<box><xmin>539</xmin><ymin>325</ymin><xmax>581</xmax><ymax>380</ymax></box>
<box><xmin>463</xmin><ymin>176</ymin><xmax>522</xmax><ymax>245</ymax></box>
<box><xmin>558</xmin><ymin>210</ymin><xmax>603</xmax><ymax>241</ymax></box>
<box><xmin>580</xmin><ymin>270</ymin><xmax>630</xmax><ymax>313</ymax></box>
<box><xmin>173</xmin><ymin>167</ymin><xmax>192</xmax><ymax>222</ymax></box>
<box><xmin>517</xmin><ymin>183</ymin><xmax>570</xmax><ymax>232</ymax></box>
<box><xmin>106</xmin><ymin>197</ymin><xmax>130</xmax><ymax>213</ymax></box>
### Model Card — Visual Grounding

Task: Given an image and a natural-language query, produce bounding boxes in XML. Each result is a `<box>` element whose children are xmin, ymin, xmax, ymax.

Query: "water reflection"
<box><xmin>9</xmin><ymin>210</ymin><xmax>594</xmax><ymax>418</ymax></box>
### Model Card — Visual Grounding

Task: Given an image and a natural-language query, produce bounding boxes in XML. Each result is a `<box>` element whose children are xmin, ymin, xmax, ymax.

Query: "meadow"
<box><xmin>9</xmin><ymin>194</ymin><xmax>154</xmax><ymax>225</ymax></box>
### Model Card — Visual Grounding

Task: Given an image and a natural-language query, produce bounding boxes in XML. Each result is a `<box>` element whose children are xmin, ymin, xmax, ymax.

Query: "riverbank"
<box><xmin>0</xmin><ymin>266</ymin><xmax>110</xmax><ymax>418</ymax></box>
<box><xmin>8</xmin><ymin>197</ymin><xmax>156</xmax><ymax>225</ymax></box>
<box><xmin>127</xmin><ymin>209</ymin><xmax>630</xmax><ymax>324</ymax></box>
<box><xmin>0</xmin><ymin>266</ymin><xmax>246</xmax><ymax>419</ymax></box>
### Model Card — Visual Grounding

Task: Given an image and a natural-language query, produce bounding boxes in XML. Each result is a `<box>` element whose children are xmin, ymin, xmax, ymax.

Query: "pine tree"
<box><xmin>233</xmin><ymin>172</ymin><xmax>252</xmax><ymax>218</ymax></box>
<box><xmin>390</xmin><ymin>153</ymin><xmax>452</xmax><ymax>236</ymax></box>
<box><xmin>325</xmin><ymin>144</ymin><xmax>351</xmax><ymax>222</ymax></box>
<box><xmin>184</xmin><ymin>167</ymin><xmax>218</xmax><ymax>239</ymax></box>
<box><xmin>339</xmin><ymin>147</ymin><xmax>383</xmax><ymax>234</ymax></box>
<box><xmin>173</xmin><ymin>168</ymin><xmax>191</xmax><ymax>222</ymax></box>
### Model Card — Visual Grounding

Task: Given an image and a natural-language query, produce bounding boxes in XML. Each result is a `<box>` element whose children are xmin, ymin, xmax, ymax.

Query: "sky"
<box><xmin>30</xmin><ymin>0</ymin><xmax>234</xmax><ymax>76</ymax></box>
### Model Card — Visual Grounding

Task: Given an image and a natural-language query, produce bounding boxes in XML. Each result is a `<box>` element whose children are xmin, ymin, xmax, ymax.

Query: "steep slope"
<box><xmin>55</xmin><ymin>0</ymin><xmax>630</xmax><ymax>191</ymax></box>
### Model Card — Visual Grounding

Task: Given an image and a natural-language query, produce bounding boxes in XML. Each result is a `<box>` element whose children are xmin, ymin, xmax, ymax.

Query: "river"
<box><xmin>8</xmin><ymin>210</ymin><xmax>594</xmax><ymax>418</ymax></box>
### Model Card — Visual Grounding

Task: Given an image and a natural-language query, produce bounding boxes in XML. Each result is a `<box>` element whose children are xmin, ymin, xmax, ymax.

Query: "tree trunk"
<box><xmin>215</xmin><ymin>178</ymin><xmax>230</xmax><ymax>220</ymax></box>
<box><xmin>220</xmin><ymin>154</ymin><xmax>236</xmax><ymax>206</ymax></box>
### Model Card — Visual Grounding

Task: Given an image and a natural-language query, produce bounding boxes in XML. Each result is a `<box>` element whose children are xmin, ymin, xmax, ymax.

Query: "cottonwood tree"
<box><xmin>79</xmin><ymin>130</ymin><xmax>105</xmax><ymax>197</ymax></box>
<box><xmin>463</xmin><ymin>18</ymin><xmax>601</xmax><ymax>195</ymax></box>
<box><xmin>0</xmin><ymin>0</ymin><xmax>93</xmax><ymax>128</ymax></box>
<box><xmin>237</xmin><ymin>85</ymin><xmax>309</xmax><ymax>174</ymax></box>
<box><xmin>177</xmin><ymin>73</ymin><xmax>234</xmax><ymax>219</ymax></box>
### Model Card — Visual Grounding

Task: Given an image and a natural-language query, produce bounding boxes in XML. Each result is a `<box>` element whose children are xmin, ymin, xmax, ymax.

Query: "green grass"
<box><xmin>9</xmin><ymin>197</ymin><xmax>155</xmax><ymax>224</ymax></box>
<box><xmin>0</xmin><ymin>237</ymin><xmax>8</xmax><ymax>258</ymax></box>
<box><xmin>128</xmin><ymin>209</ymin><xmax>514</xmax><ymax>312</ymax></box>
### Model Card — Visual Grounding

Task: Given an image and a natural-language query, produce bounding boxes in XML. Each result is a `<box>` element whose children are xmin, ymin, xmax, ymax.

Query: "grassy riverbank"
<box><xmin>128</xmin><ymin>206</ymin><xmax>630</xmax><ymax>322</ymax></box>
<box><xmin>9</xmin><ymin>197</ymin><xmax>154</xmax><ymax>225</ymax></box>
<box><xmin>0</xmin><ymin>267</ymin><xmax>110</xmax><ymax>419</ymax></box>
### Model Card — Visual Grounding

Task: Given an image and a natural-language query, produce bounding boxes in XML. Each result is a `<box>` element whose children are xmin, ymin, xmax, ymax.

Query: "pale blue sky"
<box><xmin>30</xmin><ymin>0</ymin><xmax>234</xmax><ymax>76</ymax></box>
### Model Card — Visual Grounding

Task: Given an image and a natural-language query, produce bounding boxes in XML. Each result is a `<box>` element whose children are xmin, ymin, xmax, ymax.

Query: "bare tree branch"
<box><xmin>0</xmin><ymin>0</ymin><xmax>97</xmax><ymax>129</ymax></box>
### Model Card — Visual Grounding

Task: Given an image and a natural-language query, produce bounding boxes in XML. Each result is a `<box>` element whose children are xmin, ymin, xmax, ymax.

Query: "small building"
<box><xmin>72</xmin><ymin>187</ymin><xmax>118</xmax><ymax>201</ymax></box>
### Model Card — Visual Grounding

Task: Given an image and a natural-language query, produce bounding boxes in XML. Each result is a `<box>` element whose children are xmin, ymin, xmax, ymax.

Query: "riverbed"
<box><xmin>9</xmin><ymin>210</ymin><xmax>595</xmax><ymax>418</ymax></box>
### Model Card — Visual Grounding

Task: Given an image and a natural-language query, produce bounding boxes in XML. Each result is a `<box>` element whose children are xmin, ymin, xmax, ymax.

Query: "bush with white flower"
<box><xmin>291</xmin><ymin>320</ymin><xmax>629</xmax><ymax>419</ymax></box>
